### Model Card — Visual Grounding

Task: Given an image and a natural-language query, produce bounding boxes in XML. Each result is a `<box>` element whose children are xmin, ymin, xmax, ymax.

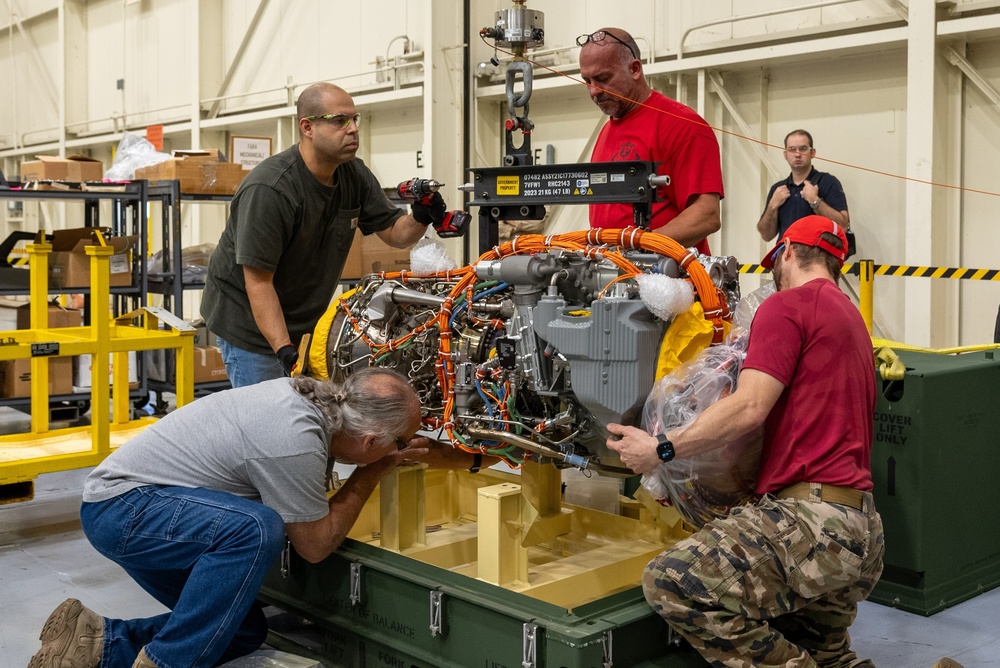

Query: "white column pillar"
<box><xmin>903</xmin><ymin>1</ymin><xmax>938</xmax><ymax>346</ymax></box>
<box><xmin>424</xmin><ymin>0</ymin><xmax>466</xmax><ymax>260</ymax></box>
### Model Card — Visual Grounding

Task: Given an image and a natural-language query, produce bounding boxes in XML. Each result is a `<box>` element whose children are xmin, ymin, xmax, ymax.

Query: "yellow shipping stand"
<box><xmin>0</xmin><ymin>239</ymin><xmax>195</xmax><ymax>504</ymax></box>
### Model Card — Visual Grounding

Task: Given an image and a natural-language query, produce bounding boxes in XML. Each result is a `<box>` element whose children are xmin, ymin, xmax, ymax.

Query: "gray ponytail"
<box><xmin>292</xmin><ymin>368</ymin><xmax>416</xmax><ymax>446</ymax></box>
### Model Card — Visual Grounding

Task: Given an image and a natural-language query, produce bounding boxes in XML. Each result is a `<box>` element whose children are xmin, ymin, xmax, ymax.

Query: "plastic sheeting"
<box><xmin>640</xmin><ymin>281</ymin><xmax>775</xmax><ymax>528</ymax></box>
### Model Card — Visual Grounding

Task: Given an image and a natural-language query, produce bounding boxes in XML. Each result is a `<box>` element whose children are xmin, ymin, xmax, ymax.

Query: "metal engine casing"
<box><xmin>323</xmin><ymin>243</ymin><xmax>740</xmax><ymax>476</ymax></box>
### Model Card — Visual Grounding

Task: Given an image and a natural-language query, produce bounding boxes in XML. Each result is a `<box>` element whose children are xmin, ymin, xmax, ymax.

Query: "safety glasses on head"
<box><xmin>576</xmin><ymin>31</ymin><xmax>639</xmax><ymax>61</ymax></box>
<box><xmin>769</xmin><ymin>243</ymin><xmax>786</xmax><ymax>266</ymax></box>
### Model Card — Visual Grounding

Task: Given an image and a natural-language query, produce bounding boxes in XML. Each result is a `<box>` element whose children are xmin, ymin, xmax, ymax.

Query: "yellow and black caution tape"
<box><xmin>740</xmin><ymin>262</ymin><xmax>1000</xmax><ymax>280</ymax></box>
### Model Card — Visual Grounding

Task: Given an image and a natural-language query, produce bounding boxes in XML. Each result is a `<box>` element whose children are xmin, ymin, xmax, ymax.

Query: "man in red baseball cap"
<box><xmin>762</xmin><ymin>213</ymin><xmax>849</xmax><ymax>291</ymax></box>
<box><xmin>608</xmin><ymin>214</ymin><xmax>884</xmax><ymax>666</ymax></box>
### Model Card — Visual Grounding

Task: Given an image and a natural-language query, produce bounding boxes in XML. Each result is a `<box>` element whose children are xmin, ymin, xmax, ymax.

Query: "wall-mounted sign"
<box><xmin>230</xmin><ymin>136</ymin><xmax>273</xmax><ymax>171</ymax></box>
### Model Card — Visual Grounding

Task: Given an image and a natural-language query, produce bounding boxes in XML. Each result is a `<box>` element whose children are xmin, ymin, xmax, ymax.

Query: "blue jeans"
<box><xmin>81</xmin><ymin>486</ymin><xmax>286</xmax><ymax>667</ymax></box>
<box><xmin>216</xmin><ymin>335</ymin><xmax>286</xmax><ymax>388</ymax></box>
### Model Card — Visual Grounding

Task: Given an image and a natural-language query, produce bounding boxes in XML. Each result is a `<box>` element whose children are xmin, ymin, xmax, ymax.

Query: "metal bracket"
<box><xmin>429</xmin><ymin>590</ymin><xmax>444</xmax><ymax>637</ymax></box>
<box><xmin>279</xmin><ymin>539</ymin><xmax>291</xmax><ymax>578</ymax></box>
<box><xmin>522</xmin><ymin>622</ymin><xmax>538</xmax><ymax>668</ymax></box>
<box><xmin>602</xmin><ymin>629</ymin><xmax>613</xmax><ymax>667</ymax></box>
<box><xmin>349</xmin><ymin>562</ymin><xmax>363</xmax><ymax>606</ymax></box>
<box><xmin>114</xmin><ymin>306</ymin><xmax>196</xmax><ymax>331</ymax></box>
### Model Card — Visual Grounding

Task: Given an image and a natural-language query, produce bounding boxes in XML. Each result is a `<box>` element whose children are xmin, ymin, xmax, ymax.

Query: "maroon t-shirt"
<box><xmin>589</xmin><ymin>91</ymin><xmax>724</xmax><ymax>256</ymax></box>
<box><xmin>743</xmin><ymin>278</ymin><xmax>876</xmax><ymax>494</ymax></box>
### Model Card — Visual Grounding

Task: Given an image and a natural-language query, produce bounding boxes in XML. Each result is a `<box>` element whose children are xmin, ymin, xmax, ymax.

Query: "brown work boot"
<box><xmin>27</xmin><ymin>598</ymin><xmax>104</xmax><ymax>668</ymax></box>
<box><xmin>933</xmin><ymin>660</ymin><xmax>965</xmax><ymax>668</ymax></box>
<box><xmin>132</xmin><ymin>647</ymin><xmax>157</xmax><ymax>667</ymax></box>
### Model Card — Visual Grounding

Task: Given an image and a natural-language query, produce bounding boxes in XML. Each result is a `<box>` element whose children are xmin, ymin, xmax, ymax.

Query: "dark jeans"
<box><xmin>81</xmin><ymin>486</ymin><xmax>285</xmax><ymax>667</ymax></box>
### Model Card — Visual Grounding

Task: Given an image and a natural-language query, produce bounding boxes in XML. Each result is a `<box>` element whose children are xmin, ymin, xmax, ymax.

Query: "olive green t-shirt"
<box><xmin>201</xmin><ymin>145</ymin><xmax>403</xmax><ymax>353</ymax></box>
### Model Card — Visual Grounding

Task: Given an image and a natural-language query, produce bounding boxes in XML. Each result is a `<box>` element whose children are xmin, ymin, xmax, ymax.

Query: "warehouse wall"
<box><xmin>0</xmin><ymin>0</ymin><xmax>998</xmax><ymax>344</ymax></box>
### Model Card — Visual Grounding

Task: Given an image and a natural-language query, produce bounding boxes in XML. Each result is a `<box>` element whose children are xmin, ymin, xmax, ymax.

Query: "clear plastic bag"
<box><xmin>409</xmin><ymin>237</ymin><xmax>458</xmax><ymax>275</ymax></box>
<box><xmin>639</xmin><ymin>281</ymin><xmax>776</xmax><ymax>528</ymax></box>
<box><xmin>146</xmin><ymin>242</ymin><xmax>216</xmax><ymax>283</ymax></box>
<box><xmin>104</xmin><ymin>132</ymin><xmax>172</xmax><ymax>181</ymax></box>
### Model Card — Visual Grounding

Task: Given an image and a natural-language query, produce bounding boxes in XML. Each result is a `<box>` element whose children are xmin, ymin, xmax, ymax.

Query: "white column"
<box><xmin>903</xmin><ymin>1</ymin><xmax>937</xmax><ymax>346</ymax></box>
<box><xmin>424</xmin><ymin>0</ymin><xmax>466</xmax><ymax>260</ymax></box>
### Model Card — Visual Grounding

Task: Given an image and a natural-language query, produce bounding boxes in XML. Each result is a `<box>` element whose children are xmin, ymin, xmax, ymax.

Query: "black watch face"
<box><xmin>656</xmin><ymin>438</ymin><xmax>674</xmax><ymax>462</ymax></box>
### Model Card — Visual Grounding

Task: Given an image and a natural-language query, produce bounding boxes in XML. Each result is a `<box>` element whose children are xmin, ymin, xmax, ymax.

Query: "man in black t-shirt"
<box><xmin>202</xmin><ymin>83</ymin><xmax>447</xmax><ymax>387</ymax></box>
<box><xmin>757</xmin><ymin>129</ymin><xmax>850</xmax><ymax>242</ymax></box>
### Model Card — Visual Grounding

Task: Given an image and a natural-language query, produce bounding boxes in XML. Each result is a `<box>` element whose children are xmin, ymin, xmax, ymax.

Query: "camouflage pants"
<box><xmin>643</xmin><ymin>492</ymin><xmax>884</xmax><ymax>668</ymax></box>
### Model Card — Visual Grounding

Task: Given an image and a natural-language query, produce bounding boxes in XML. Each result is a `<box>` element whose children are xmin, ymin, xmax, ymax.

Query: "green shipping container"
<box><xmin>261</xmin><ymin>541</ymin><xmax>707</xmax><ymax>667</ymax></box>
<box><xmin>869</xmin><ymin>350</ymin><xmax>1000</xmax><ymax>615</ymax></box>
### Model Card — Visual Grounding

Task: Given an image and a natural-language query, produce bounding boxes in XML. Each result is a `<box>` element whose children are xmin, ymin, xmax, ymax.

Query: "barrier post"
<box><xmin>859</xmin><ymin>259</ymin><xmax>874</xmax><ymax>334</ymax></box>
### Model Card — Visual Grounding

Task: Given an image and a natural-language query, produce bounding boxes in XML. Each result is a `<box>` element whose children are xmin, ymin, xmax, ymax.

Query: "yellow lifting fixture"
<box><xmin>0</xmin><ymin>231</ymin><xmax>196</xmax><ymax>504</ymax></box>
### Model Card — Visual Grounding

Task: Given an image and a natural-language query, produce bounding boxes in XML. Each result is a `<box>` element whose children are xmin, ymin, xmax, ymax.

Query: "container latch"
<box><xmin>349</xmin><ymin>562</ymin><xmax>363</xmax><ymax>606</ymax></box>
<box><xmin>429</xmin><ymin>590</ymin><xmax>444</xmax><ymax>637</ymax></box>
<box><xmin>522</xmin><ymin>622</ymin><xmax>538</xmax><ymax>668</ymax></box>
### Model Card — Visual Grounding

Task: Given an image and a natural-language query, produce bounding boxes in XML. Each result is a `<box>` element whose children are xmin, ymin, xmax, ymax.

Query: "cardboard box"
<box><xmin>0</xmin><ymin>357</ymin><xmax>74</xmax><ymax>398</ymax></box>
<box><xmin>135</xmin><ymin>149</ymin><xmax>246</xmax><ymax>195</ymax></box>
<box><xmin>74</xmin><ymin>351</ymin><xmax>138</xmax><ymax>390</ymax></box>
<box><xmin>20</xmin><ymin>155</ymin><xmax>103</xmax><ymax>182</ymax></box>
<box><xmin>193</xmin><ymin>345</ymin><xmax>228</xmax><ymax>384</ymax></box>
<box><xmin>341</xmin><ymin>228</ymin><xmax>364</xmax><ymax>280</ymax></box>
<box><xmin>16</xmin><ymin>302</ymin><xmax>82</xmax><ymax>330</ymax></box>
<box><xmin>48</xmin><ymin>228</ymin><xmax>138</xmax><ymax>289</ymax></box>
<box><xmin>360</xmin><ymin>233</ymin><xmax>410</xmax><ymax>275</ymax></box>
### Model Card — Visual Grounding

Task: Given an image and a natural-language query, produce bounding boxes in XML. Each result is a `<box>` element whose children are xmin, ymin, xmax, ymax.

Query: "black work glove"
<box><xmin>276</xmin><ymin>345</ymin><xmax>299</xmax><ymax>376</ymax></box>
<box><xmin>411</xmin><ymin>191</ymin><xmax>447</xmax><ymax>226</ymax></box>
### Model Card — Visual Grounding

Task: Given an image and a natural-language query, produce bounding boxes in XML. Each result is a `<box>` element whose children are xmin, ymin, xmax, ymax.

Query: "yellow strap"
<box><xmin>874</xmin><ymin>347</ymin><xmax>906</xmax><ymax>381</ymax></box>
<box><xmin>871</xmin><ymin>337</ymin><xmax>1000</xmax><ymax>356</ymax></box>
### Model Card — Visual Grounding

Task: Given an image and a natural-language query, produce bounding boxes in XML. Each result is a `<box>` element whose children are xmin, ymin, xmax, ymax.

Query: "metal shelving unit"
<box><xmin>146</xmin><ymin>181</ymin><xmax>233</xmax><ymax>410</ymax></box>
<box><xmin>0</xmin><ymin>181</ymin><xmax>150</xmax><ymax>419</ymax></box>
<box><xmin>0</xmin><ymin>181</ymin><xmax>149</xmax><ymax>300</ymax></box>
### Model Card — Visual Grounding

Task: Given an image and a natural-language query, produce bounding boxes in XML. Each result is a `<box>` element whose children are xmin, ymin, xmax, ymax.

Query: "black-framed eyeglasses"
<box><xmin>395</xmin><ymin>436</ymin><xmax>409</xmax><ymax>451</ymax></box>
<box><xmin>785</xmin><ymin>145</ymin><xmax>813</xmax><ymax>154</ymax></box>
<box><xmin>576</xmin><ymin>31</ymin><xmax>639</xmax><ymax>61</ymax></box>
<box><xmin>303</xmin><ymin>113</ymin><xmax>361</xmax><ymax>130</ymax></box>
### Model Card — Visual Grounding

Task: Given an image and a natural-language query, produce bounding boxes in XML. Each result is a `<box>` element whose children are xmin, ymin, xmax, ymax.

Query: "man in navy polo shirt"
<box><xmin>757</xmin><ymin>129</ymin><xmax>850</xmax><ymax>242</ymax></box>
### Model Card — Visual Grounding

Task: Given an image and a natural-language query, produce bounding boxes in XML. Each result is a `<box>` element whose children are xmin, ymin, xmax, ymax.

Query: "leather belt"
<box><xmin>776</xmin><ymin>482</ymin><xmax>864</xmax><ymax>511</ymax></box>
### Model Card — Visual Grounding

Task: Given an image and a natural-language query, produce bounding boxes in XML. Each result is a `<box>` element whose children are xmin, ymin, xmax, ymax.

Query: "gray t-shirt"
<box><xmin>84</xmin><ymin>378</ymin><xmax>331</xmax><ymax>524</ymax></box>
<box><xmin>201</xmin><ymin>144</ymin><xmax>404</xmax><ymax>354</ymax></box>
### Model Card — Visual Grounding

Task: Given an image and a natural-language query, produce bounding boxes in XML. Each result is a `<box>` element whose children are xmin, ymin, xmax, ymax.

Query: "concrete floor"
<box><xmin>2</xmin><ymin>465</ymin><xmax>998</xmax><ymax>668</ymax></box>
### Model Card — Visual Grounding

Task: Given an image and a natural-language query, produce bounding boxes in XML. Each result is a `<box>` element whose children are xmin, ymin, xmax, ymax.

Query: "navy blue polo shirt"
<box><xmin>764</xmin><ymin>168</ymin><xmax>848</xmax><ymax>238</ymax></box>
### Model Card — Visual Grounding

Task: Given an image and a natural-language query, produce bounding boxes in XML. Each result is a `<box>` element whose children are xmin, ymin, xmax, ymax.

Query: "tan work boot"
<box><xmin>133</xmin><ymin>647</ymin><xmax>157</xmax><ymax>667</ymax></box>
<box><xmin>933</xmin><ymin>660</ymin><xmax>965</xmax><ymax>668</ymax></box>
<box><xmin>27</xmin><ymin>598</ymin><xmax>104</xmax><ymax>668</ymax></box>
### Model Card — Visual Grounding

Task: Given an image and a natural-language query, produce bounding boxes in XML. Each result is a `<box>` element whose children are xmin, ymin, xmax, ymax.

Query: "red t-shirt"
<box><xmin>589</xmin><ymin>91</ymin><xmax>724</xmax><ymax>256</ymax></box>
<box><xmin>743</xmin><ymin>278</ymin><xmax>876</xmax><ymax>494</ymax></box>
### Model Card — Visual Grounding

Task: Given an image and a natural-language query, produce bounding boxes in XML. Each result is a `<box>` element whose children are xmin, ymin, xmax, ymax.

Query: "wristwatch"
<box><xmin>655</xmin><ymin>434</ymin><xmax>675</xmax><ymax>463</ymax></box>
<box><xmin>809</xmin><ymin>198</ymin><xmax>821</xmax><ymax>210</ymax></box>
